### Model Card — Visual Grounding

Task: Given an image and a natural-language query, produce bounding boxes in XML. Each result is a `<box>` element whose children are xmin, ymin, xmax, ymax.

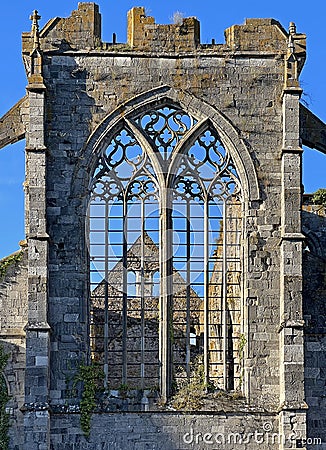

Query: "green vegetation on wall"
<box><xmin>0</xmin><ymin>252</ymin><xmax>22</xmax><ymax>278</ymax></box>
<box><xmin>312</xmin><ymin>188</ymin><xmax>326</xmax><ymax>207</ymax></box>
<box><xmin>73</xmin><ymin>363</ymin><xmax>104</xmax><ymax>438</ymax></box>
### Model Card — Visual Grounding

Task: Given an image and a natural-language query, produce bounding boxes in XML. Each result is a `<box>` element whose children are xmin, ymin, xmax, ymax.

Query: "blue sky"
<box><xmin>0</xmin><ymin>0</ymin><xmax>325</xmax><ymax>259</ymax></box>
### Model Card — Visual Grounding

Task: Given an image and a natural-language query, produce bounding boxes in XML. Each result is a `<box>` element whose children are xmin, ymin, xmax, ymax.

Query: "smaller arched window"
<box><xmin>127</xmin><ymin>271</ymin><xmax>136</xmax><ymax>297</ymax></box>
<box><xmin>152</xmin><ymin>270</ymin><xmax>160</xmax><ymax>297</ymax></box>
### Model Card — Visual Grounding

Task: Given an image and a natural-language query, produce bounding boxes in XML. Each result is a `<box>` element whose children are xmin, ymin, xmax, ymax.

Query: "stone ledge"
<box><xmin>278</xmin><ymin>320</ymin><xmax>305</xmax><ymax>332</ymax></box>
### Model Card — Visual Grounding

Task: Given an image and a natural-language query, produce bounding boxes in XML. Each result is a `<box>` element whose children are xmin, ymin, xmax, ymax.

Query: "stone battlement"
<box><xmin>127</xmin><ymin>6</ymin><xmax>200</xmax><ymax>51</ymax></box>
<box><xmin>21</xmin><ymin>2</ymin><xmax>306</xmax><ymax>58</ymax></box>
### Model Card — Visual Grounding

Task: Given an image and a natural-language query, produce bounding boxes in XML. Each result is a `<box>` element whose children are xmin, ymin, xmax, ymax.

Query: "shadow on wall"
<box><xmin>46</xmin><ymin>56</ymin><xmax>99</xmax><ymax>403</ymax></box>
<box><xmin>0</xmin><ymin>249</ymin><xmax>27</xmax><ymax>448</ymax></box>
<box><xmin>302</xmin><ymin>209</ymin><xmax>326</xmax><ymax>445</ymax></box>
<box><xmin>0</xmin><ymin>339</ymin><xmax>25</xmax><ymax>450</ymax></box>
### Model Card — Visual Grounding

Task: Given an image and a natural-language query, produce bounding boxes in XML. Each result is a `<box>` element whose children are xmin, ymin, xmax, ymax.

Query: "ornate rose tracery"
<box><xmin>133</xmin><ymin>106</ymin><xmax>197</xmax><ymax>159</ymax></box>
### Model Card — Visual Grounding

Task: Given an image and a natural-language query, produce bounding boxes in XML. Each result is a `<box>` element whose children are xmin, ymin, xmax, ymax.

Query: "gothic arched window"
<box><xmin>88</xmin><ymin>103</ymin><xmax>243</xmax><ymax>400</ymax></box>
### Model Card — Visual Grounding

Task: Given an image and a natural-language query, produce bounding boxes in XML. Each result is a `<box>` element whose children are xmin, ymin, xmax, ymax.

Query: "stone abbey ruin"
<box><xmin>0</xmin><ymin>3</ymin><xmax>325</xmax><ymax>449</ymax></box>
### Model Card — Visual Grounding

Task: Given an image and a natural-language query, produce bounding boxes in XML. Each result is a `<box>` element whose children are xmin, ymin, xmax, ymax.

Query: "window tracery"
<box><xmin>133</xmin><ymin>106</ymin><xmax>196</xmax><ymax>159</ymax></box>
<box><xmin>88</xmin><ymin>104</ymin><xmax>243</xmax><ymax>399</ymax></box>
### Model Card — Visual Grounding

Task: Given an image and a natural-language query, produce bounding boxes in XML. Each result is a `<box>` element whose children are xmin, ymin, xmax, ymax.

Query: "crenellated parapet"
<box><xmin>20</xmin><ymin>3</ymin><xmax>306</xmax><ymax>56</ymax></box>
<box><xmin>1</xmin><ymin>5</ymin><xmax>324</xmax><ymax>158</ymax></box>
<box><xmin>127</xmin><ymin>7</ymin><xmax>200</xmax><ymax>51</ymax></box>
<box><xmin>225</xmin><ymin>18</ymin><xmax>306</xmax><ymax>62</ymax></box>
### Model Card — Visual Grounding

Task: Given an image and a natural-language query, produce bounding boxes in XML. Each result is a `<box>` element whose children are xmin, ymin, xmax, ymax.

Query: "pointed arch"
<box><xmin>168</xmin><ymin>118</ymin><xmax>241</xmax><ymax>200</ymax></box>
<box><xmin>88</xmin><ymin>121</ymin><xmax>160</xmax><ymax>389</ymax></box>
<box><xmin>71</xmin><ymin>86</ymin><xmax>260</xmax><ymax>203</ymax></box>
<box><xmin>81</xmin><ymin>85</ymin><xmax>261</xmax><ymax>400</ymax></box>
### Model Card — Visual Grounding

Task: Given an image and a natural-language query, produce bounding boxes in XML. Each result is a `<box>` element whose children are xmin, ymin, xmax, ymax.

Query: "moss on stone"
<box><xmin>0</xmin><ymin>251</ymin><xmax>23</xmax><ymax>278</ymax></box>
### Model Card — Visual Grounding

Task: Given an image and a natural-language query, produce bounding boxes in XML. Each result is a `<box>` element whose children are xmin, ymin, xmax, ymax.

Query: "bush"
<box><xmin>312</xmin><ymin>188</ymin><xmax>326</xmax><ymax>207</ymax></box>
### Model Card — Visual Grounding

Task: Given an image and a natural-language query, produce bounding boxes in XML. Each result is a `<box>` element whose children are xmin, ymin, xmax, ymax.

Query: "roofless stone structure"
<box><xmin>0</xmin><ymin>3</ymin><xmax>325</xmax><ymax>449</ymax></box>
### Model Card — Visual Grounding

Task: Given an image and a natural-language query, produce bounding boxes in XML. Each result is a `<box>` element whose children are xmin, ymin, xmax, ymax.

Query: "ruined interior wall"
<box><xmin>0</xmin><ymin>248</ymin><xmax>27</xmax><ymax>449</ymax></box>
<box><xmin>300</xmin><ymin>104</ymin><xmax>326</xmax><ymax>154</ymax></box>
<box><xmin>302</xmin><ymin>201</ymin><xmax>326</xmax><ymax>444</ymax></box>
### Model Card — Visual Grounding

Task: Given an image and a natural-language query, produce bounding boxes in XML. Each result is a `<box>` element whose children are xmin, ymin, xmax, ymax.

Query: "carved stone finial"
<box><xmin>27</xmin><ymin>9</ymin><xmax>46</xmax><ymax>89</ymax></box>
<box><xmin>30</xmin><ymin>10</ymin><xmax>41</xmax><ymax>49</ymax></box>
<box><xmin>289</xmin><ymin>22</ymin><xmax>296</xmax><ymax>35</ymax></box>
<box><xmin>30</xmin><ymin>10</ymin><xmax>41</xmax><ymax>32</ymax></box>
<box><xmin>288</xmin><ymin>34</ymin><xmax>295</xmax><ymax>53</ymax></box>
<box><xmin>285</xmin><ymin>22</ymin><xmax>299</xmax><ymax>87</ymax></box>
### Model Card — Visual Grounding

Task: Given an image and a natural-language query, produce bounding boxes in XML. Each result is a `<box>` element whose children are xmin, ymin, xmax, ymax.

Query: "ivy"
<box><xmin>73</xmin><ymin>363</ymin><xmax>104</xmax><ymax>438</ymax></box>
<box><xmin>0</xmin><ymin>252</ymin><xmax>23</xmax><ymax>278</ymax></box>
<box><xmin>312</xmin><ymin>188</ymin><xmax>326</xmax><ymax>207</ymax></box>
<box><xmin>0</xmin><ymin>345</ymin><xmax>10</xmax><ymax>450</ymax></box>
<box><xmin>118</xmin><ymin>383</ymin><xmax>129</xmax><ymax>399</ymax></box>
<box><xmin>238</xmin><ymin>334</ymin><xmax>247</xmax><ymax>359</ymax></box>
<box><xmin>238</xmin><ymin>334</ymin><xmax>247</xmax><ymax>390</ymax></box>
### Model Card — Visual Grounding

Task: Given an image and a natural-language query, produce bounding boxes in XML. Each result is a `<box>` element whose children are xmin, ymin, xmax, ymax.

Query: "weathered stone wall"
<box><xmin>0</xmin><ymin>247</ymin><xmax>28</xmax><ymax>449</ymax></box>
<box><xmin>22</xmin><ymin>3</ymin><xmax>101</xmax><ymax>54</ymax></box>
<box><xmin>23</xmin><ymin>4</ymin><xmax>310</xmax><ymax>448</ymax></box>
<box><xmin>41</xmin><ymin>23</ymin><xmax>287</xmax><ymax>411</ymax></box>
<box><xmin>50</xmin><ymin>412</ymin><xmax>280</xmax><ymax>450</ymax></box>
<box><xmin>302</xmin><ymin>199</ymin><xmax>326</xmax><ymax>447</ymax></box>
<box><xmin>127</xmin><ymin>6</ymin><xmax>200</xmax><ymax>51</ymax></box>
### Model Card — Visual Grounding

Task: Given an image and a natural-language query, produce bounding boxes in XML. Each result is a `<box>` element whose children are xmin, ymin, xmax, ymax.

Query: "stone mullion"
<box><xmin>24</xmin><ymin>86</ymin><xmax>51</xmax><ymax>449</ymax></box>
<box><xmin>279</xmin><ymin>89</ymin><xmax>307</xmax><ymax>449</ymax></box>
<box><xmin>159</xmin><ymin>188</ymin><xmax>172</xmax><ymax>402</ymax></box>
